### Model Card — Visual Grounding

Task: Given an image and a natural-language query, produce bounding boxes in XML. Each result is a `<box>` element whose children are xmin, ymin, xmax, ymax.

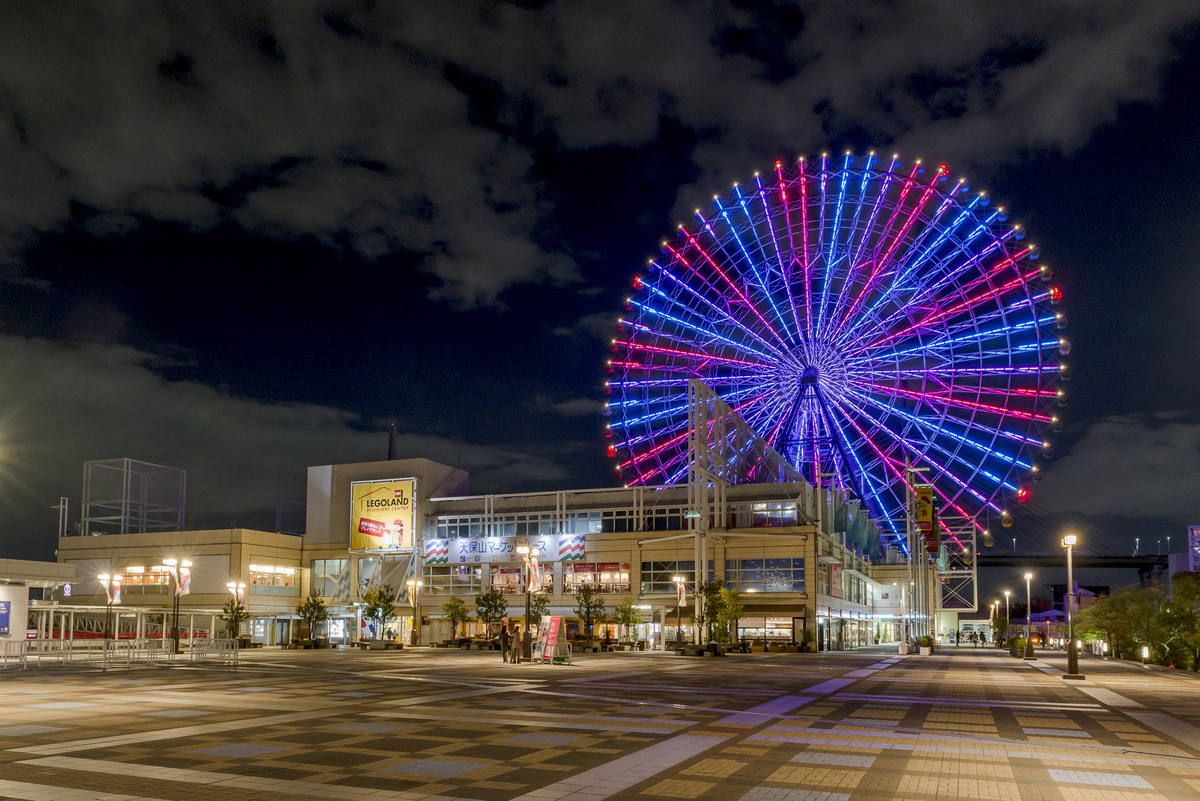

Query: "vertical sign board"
<box><xmin>915</xmin><ymin>487</ymin><xmax>933</xmax><ymax>532</ymax></box>
<box><xmin>535</xmin><ymin>615</ymin><xmax>572</xmax><ymax>664</ymax></box>
<box><xmin>351</xmin><ymin>478</ymin><xmax>417</xmax><ymax>551</ymax></box>
<box><xmin>830</xmin><ymin>564</ymin><xmax>843</xmax><ymax>599</ymax></box>
<box><xmin>0</xmin><ymin>600</ymin><xmax>9</xmax><ymax>636</ymax></box>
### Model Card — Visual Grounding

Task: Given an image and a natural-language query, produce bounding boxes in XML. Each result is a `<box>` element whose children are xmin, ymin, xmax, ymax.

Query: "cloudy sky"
<box><xmin>1</xmin><ymin>2</ymin><xmax>1198</xmax><ymax>563</ymax></box>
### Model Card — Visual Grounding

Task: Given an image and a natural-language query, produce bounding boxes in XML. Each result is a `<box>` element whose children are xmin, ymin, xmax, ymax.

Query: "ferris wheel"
<box><xmin>606</xmin><ymin>152</ymin><xmax>1067</xmax><ymax>546</ymax></box>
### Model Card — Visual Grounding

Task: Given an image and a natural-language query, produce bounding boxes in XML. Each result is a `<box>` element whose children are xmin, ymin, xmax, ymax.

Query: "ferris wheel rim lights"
<box><xmin>606</xmin><ymin>151</ymin><xmax>1066</xmax><ymax>549</ymax></box>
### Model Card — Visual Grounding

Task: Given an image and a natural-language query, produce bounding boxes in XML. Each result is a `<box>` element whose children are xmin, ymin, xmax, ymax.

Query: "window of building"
<box><xmin>645</xmin><ymin>508</ymin><xmax>684</xmax><ymax>532</ymax></box>
<box><xmin>563</xmin><ymin>562</ymin><xmax>629</xmax><ymax>593</ymax></box>
<box><xmin>310</xmin><ymin>559</ymin><xmax>346</xmax><ymax>597</ymax></box>
<box><xmin>817</xmin><ymin>562</ymin><xmax>830</xmax><ymax>595</ymax></box>
<box><xmin>249</xmin><ymin>564</ymin><xmax>296</xmax><ymax>587</ymax></box>
<box><xmin>491</xmin><ymin>566</ymin><xmax>523</xmax><ymax>594</ymax></box>
<box><xmin>730</xmin><ymin>502</ymin><xmax>799</xmax><ymax>528</ymax></box>
<box><xmin>725</xmin><ymin>559</ymin><xmax>805</xmax><ymax>593</ymax></box>
<box><xmin>638</xmin><ymin>560</ymin><xmax>714</xmax><ymax>594</ymax></box>
<box><xmin>424</xmin><ymin>564</ymin><xmax>482</xmax><ymax>595</ymax></box>
<box><xmin>601</xmin><ymin>510</ymin><xmax>636</xmax><ymax>533</ymax></box>
<box><xmin>564</xmin><ymin>511</ymin><xmax>602</xmax><ymax>535</ymax></box>
<box><xmin>121</xmin><ymin>565</ymin><xmax>170</xmax><ymax>592</ymax></box>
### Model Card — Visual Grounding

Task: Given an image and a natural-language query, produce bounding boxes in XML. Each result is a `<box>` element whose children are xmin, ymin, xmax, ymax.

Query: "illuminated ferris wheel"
<box><xmin>607</xmin><ymin>152</ymin><xmax>1068</xmax><ymax>546</ymax></box>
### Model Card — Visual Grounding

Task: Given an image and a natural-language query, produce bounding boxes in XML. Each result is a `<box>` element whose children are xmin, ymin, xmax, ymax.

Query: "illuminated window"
<box><xmin>725</xmin><ymin>559</ymin><xmax>805</xmax><ymax>593</ymax></box>
<box><xmin>249</xmin><ymin>564</ymin><xmax>296</xmax><ymax>587</ymax></box>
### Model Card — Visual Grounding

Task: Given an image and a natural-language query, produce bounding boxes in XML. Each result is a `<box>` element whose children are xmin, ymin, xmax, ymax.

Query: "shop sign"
<box><xmin>0</xmin><ymin>600</ymin><xmax>8</xmax><ymax>636</ymax></box>
<box><xmin>541</xmin><ymin>615</ymin><xmax>562</xmax><ymax>660</ymax></box>
<box><xmin>571</xmin><ymin>563</ymin><xmax>596</xmax><ymax>573</ymax></box>
<box><xmin>424</xmin><ymin>534</ymin><xmax>585</xmax><ymax>564</ymax></box>
<box><xmin>596</xmin><ymin>563</ymin><xmax>621</xmax><ymax>572</ymax></box>
<box><xmin>497</xmin><ymin>567</ymin><xmax>521</xmax><ymax>575</ymax></box>
<box><xmin>830</xmin><ymin>564</ymin><xmax>843</xmax><ymax>599</ymax></box>
<box><xmin>351</xmin><ymin>478</ymin><xmax>417</xmax><ymax>551</ymax></box>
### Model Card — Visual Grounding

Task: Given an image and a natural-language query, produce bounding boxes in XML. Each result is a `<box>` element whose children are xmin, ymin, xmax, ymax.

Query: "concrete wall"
<box><xmin>304</xmin><ymin>458</ymin><xmax>468</xmax><ymax>547</ymax></box>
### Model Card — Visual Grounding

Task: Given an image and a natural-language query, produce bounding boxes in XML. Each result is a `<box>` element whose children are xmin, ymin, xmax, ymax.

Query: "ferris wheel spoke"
<box><xmin>650</xmin><ymin>267</ymin><xmax>786</xmax><ymax>356</ymax></box>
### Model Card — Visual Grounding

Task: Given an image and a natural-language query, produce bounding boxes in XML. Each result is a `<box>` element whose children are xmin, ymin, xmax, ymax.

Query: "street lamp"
<box><xmin>517</xmin><ymin>545</ymin><xmax>540</xmax><ymax>662</ymax></box>
<box><xmin>406</xmin><ymin>579</ymin><xmax>423</xmax><ymax>646</ymax></box>
<box><xmin>1062</xmin><ymin>534</ymin><xmax>1083</xmax><ymax>679</ymax></box>
<box><xmin>1004</xmin><ymin>590</ymin><xmax>1011</xmax><ymax>643</ymax></box>
<box><xmin>163</xmin><ymin>558</ymin><xmax>192</xmax><ymax>653</ymax></box>
<box><xmin>1023</xmin><ymin>573</ymin><xmax>1034</xmax><ymax>659</ymax></box>
<box><xmin>672</xmin><ymin>576</ymin><xmax>685</xmax><ymax>649</ymax></box>
<box><xmin>98</xmin><ymin>574</ymin><xmax>122</xmax><ymax>640</ymax></box>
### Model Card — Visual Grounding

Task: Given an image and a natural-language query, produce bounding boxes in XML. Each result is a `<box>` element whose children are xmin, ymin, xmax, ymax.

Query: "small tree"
<box><xmin>614</xmin><ymin>596</ymin><xmax>641</xmax><ymax>643</ymax></box>
<box><xmin>715</xmin><ymin>586</ymin><xmax>743</xmax><ymax>642</ymax></box>
<box><xmin>529</xmin><ymin>593</ymin><xmax>551</xmax><ymax>629</ymax></box>
<box><xmin>362</xmin><ymin>584</ymin><xmax>398</xmax><ymax>640</ymax></box>
<box><xmin>474</xmin><ymin>589</ymin><xmax>509</xmax><ymax>635</ymax></box>
<box><xmin>693</xmin><ymin>579</ymin><xmax>726</xmax><ymax>642</ymax></box>
<box><xmin>220</xmin><ymin>597</ymin><xmax>251</xmax><ymax>639</ymax></box>
<box><xmin>297</xmin><ymin>594</ymin><xmax>329</xmax><ymax>639</ymax></box>
<box><xmin>573</xmin><ymin>583</ymin><xmax>607</xmax><ymax>640</ymax></box>
<box><xmin>441</xmin><ymin>596</ymin><xmax>470</xmax><ymax>640</ymax></box>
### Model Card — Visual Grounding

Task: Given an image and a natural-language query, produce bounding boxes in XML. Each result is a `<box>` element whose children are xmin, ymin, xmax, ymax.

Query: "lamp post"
<box><xmin>517</xmin><ymin>546</ymin><xmax>540</xmax><ymax>661</ymax></box>
<box><xmin>163</xmin><ymin>558</ymin><xmax>192</xmax><ymax>653</ymax></box>
<box><xmin>672</xmin><ymin>575</ymin><xmax>685</xmax><ymax>649</ymax></box>
<box><xmin>406</xmin><ymin>579</ymin><xmax>423</xmax><ymax>646</ymax></box>
<box><xmin>98</xmin><ymin>574</ymin><xmax>122</xmax><ymax>640</ymax></box>
<box><xmin>1004</xmin><ymin>590</ymin><xmax>1011</xmax><ymax>643</ymax></box>
<box><xmin>1023</xmin><ymin>573</ymin><xmax>1034</xmax><ymax>659</ymax></box>
<box><xmin>1062</xmin><ymin>534</ymin><xmax>1083</xmax><ymax>679</ymax></box>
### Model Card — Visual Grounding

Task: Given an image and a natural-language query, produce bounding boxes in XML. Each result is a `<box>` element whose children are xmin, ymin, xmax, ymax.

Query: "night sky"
<box><xmin>1</xmin><ymin>2</ymin><xmax>1198</xmax><ymax>602</ymax></box>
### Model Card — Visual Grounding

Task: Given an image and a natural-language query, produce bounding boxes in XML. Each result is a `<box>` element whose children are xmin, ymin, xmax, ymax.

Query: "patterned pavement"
<box><xmin>1</xmin><ymin>644</ymin><xmax>1200</xmax><ymax>800</ymax></box>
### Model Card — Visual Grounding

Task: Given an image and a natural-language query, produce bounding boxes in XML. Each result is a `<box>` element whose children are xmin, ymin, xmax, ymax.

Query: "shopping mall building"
<box><xmin>55</xmin><ymin>456</ymin><xmax>896</xmax><ymax>650</ymax></box>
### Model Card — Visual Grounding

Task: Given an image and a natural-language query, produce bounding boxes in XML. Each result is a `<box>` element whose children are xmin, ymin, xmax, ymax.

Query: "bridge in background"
<box><xmin>976</xmin><ymin>553</ymin><xmax>1168</xmax><ymax>569</ymax></box>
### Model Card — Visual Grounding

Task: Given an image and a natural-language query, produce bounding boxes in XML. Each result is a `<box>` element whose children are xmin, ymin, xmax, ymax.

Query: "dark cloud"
<box><xmin>0</xmin><ymin>333</ymin><xmax>570</xmax><ymax>557</ymax></box>
<box><xmin>1037</xmin><ymin>413</ymin><xmax>1200</xmax><ymax>518</ymax></box>
<box><xmin>2</xmin><ymin>2</ymin><xmax>1197</xmax><ymax>301</ymax></box>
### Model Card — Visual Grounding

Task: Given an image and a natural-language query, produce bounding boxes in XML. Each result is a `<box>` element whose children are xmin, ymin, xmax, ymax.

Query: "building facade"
<box><xmin>56</xmin><ymin>457</ymin><xmax>895</xmax><ymax>650</ymax></box>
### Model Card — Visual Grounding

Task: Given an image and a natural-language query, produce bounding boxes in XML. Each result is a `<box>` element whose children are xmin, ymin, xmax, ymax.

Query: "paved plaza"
<box><xmin>2</xmin><ymin>645</ymin><xmax>1200</xmax><ymax>801</ymax></box>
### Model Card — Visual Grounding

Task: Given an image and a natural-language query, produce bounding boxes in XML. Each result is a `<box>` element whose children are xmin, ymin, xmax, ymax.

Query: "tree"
<box><xmin>529</xmin><ymin>592</ymin><xmax>550</xmax><ymax>626</ymax></box>
<box><xmin>220</xmin><ymin>597</ymin><xmax>250</xmax><ymax>639</ymax></box>
<box><xmin>297</xmin><ymin>594</ymin><xmax>329</xmax><ymax>639</ymax></box>
<box><xmin>362</xmin><ymin>584</ymin><xmax>398</xmax><ymax>640</ymax></box>
<box><xmin>441</xmin><ymin>596</ymin><xmax>470</xmax><ymax>640</ymax></box>
<box><xmin>573</xmin><ymin>583</ymin><xmax>607</xmax><ymax>639</ymax></box>
<box><xmin>715</xmin><ymin>586</ymin><xmax>743</xmax><ymax>642</ymax></box>
<box><xmin>474</xmin><ymin>589</ymin><xmax>509</xmax><ymax>634</ymax></box>
<box><xmin>693</xmin><ymin>579</ymin><xmax>726</xmax><ymax>643</ymax></box>
<box><xmin>1076</xmin><ymin>586</ymin><xmax>1135</xmax><ymax>659</ymax></box>
<box><xmin>614</xmin><ymin>596</ymin><xmax>641</xmax><ymax>643</ymax></box>
<box><xmin>1129</xmin><ymin>585</ymin><xmax>1169</xmax><ymax>663</ymax></box>
<box><xmin>1162</xmin><ymin>572</ymin><xmax>1200</xmax><ymax>670</ymax></box>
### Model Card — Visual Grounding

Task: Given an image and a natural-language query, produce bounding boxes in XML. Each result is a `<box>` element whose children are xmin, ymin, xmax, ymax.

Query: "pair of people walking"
<box><xmin>500</xmin><ymin>625</ymin><xmax>522</xmax><ymax>663</ymax></box>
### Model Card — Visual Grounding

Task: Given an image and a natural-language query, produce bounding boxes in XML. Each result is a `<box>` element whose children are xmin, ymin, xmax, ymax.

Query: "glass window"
<box><xmin>639</xmin><ymin>560</ymin><xmax>707</xmax><ymax>594</ymax></box>
<box><xmin>424</xmin><ymin>564</ymin><xmax>482</xmax><ymax>595</ymax></box>
<box><xmin>250</xmin><ymin>564</ymin><xmax>296</xmax><ymax>587</ymax></box>
<box><xmin>310</xmin><ymin>559</ymin><xmax>346</xmax><ymax>597</ymax></box>
<box><xmin>727</xmin><ymin>558</ymin><xmax>804</xmax><ymax>593</ymax></box>
<box><xmin>491</xmin><ymin>566</ymin><xmax>523</xmax><ymax>594</ymax></box>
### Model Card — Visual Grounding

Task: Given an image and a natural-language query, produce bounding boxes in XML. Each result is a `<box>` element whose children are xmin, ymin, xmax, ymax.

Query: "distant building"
<box><xmin>1170</xmin><ymin>525</ymin><xmax>1200</xmax><ymax>577</ymax></box>
<box><xmin>1049</xmin><ymin>583</ymin><xmax>1106</xmax><ymax>612</ymax></box>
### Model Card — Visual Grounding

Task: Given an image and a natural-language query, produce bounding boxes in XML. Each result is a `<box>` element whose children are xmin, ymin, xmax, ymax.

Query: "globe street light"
<box><xmin>1023</xmin><ymin>573</ymin><xmax>1034</xmax><ymax>659</ymax></box>
<box><xmin>406</xmin><ymin>579</ymin><xmax>423</xmax><ymax>646</ymax></box>
<box><xmin>163</xmin><ymin>558</ymin><xmax>192</xmax><ymax>653</ymax></box>
<box><xmin>1062</xmin><ymin>534</ymin><xmax>1083</xmax><ymax>679</ymax></box>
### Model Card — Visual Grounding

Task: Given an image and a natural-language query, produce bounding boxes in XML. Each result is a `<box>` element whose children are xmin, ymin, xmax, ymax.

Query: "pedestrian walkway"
<box><xmin>1</xmin><ymin>644</ymin><xmax>1198</xmax><ymax>799</ymax></box>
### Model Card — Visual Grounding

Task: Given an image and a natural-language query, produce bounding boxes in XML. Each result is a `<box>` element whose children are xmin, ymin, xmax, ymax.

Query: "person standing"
<box><xmin>500</xmin><ymin>625</ymin><xmax>511</xmax><ymax>662</ymax></box>
<box><xmin>510</xmin><ymin>625</ymin><xmax>521</xmax><ymax>663</ymax></box>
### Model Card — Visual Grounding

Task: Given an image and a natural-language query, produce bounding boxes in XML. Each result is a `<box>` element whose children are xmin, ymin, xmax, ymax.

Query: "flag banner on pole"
<box><xmin>102</xmin><ymin>581</ymin><xmax>112</xmax><ymax>604</ymax></box>
<box><xmin>177</xmin><ymin>567</ymin><xmax>191</xmax><ymax>597</ymax></box>
<box><xmin>676</xmin><ymin>579</ymin><xmax>686</xmax><ymax>609</ymax></box>
<box><xmin>236</xmin><ymin>585</ymin><xmax>245</xmax><ymax>605</ymax></box>
<box><xmin>112</xmin><ymin>576</ymin><xmax>122</xmax><ymax>605</ymax></box>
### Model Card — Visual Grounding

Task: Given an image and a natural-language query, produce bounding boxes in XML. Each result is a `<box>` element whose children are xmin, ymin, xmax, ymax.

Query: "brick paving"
<box><xmin>1</xmin><ymin>645</ymin><xmax>1199</xmax><ymax>799</ymax></box>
